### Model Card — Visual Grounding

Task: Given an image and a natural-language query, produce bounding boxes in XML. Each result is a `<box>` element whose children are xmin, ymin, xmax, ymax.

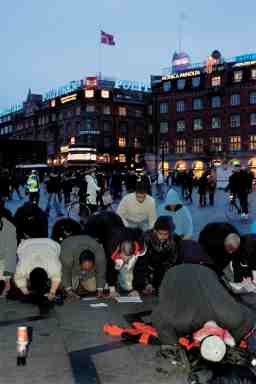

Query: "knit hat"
<box><xmin>52</xmin><ymin>218</ymin><xmax>81</xmax><ymax>243</ymax></box>
<box><xmin>200</xmin><ymin>335</ymin><xmax>226</xmax><ymax>362</ymax></box>
<box><xmin>79</xmin><ymin>250</ymin><xmax>95</xmax><ymax>264</ymax></box>
<box><xmin>154</xmin><ymin>216</ymin><xmax>175</xmax><ymax>234</ymax></box>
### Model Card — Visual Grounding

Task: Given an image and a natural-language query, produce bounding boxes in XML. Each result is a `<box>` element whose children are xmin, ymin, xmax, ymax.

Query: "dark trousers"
<box><xmin>238</xmin><ymin>192</ymin><xmax>249</xmax><ymax>214</ymax></box>
<box><xmin>29</xmin><ymin>191</ymin><xmax>40</xmax><ymax>205</ymax></box>
<box><xmin>208</xmin><ymin>188</ymin><xmax>215</xmax><ymax>206</ymax></box>
<box><xmin>199</xmin><ymin>192</ymin><xmax>207</xmax><ymax>207</ymax></box>
<box><xmin>88</xmin><ymin>204</ymin><xmax>98</xmax><ymax>214</ymax></box>
<box><xmin>63</xmin><ymin>190</ymin><xmax>71</xmax><ymax>204</ymax></box>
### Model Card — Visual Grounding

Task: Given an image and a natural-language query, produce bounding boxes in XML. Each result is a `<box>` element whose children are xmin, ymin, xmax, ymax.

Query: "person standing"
<box><xmin>207</xmin><ymin>168</ymin><xmax>217</xmax><ymax>206</ymax></box>
<box><xmin>117</xmin><ymin>182</ymin><xmax>157</xmax><ymax>231</ymax></box>
<box><xmin>27</xmin><ymin>170</ymin><xmax>40</xmax><ymax>205</ymax></box>
<box><xmin>45</xmin><ymin>170</ymin><xmax>62</xmax><ymax>216</ymax></box>
<box><xmin>197</xmin><ymin>172</ymin><xmax>208</xmax><ymax>207</ymax></box>
<box><xmin>157</xmin><ymin>170</ymin><xmax>165</xmax><ymax>200</ymax></box>
<box><xmin>85</xmin><ymin>168</ymin><xmax>100</xmax><ymax>214</ymax></box>
<box><xmin>186</xmin><ymin>170</ymin><xmax>194</xmax><ymax>203</ymax></box>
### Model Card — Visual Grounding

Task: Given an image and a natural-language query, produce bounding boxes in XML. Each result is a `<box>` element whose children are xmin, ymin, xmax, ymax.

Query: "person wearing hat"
<box><xmin>11</xmin><ymin>238</ymin><xmax>61</xmax><ymax>304</ymax></box>
<box><xmin>151</xmin><ymin>263</ymin><xmax>255</xmax><ymax>367</ymax></box>
<box><xmin>14</xmin><ymin>202</ymin><xmax>48</xmax><ymax>244</ymax></box>
<box><xmin>51</xmin><ymin>218</ymin><xmax>82</xmax><ymax>244</ymax></box>
<box><xmin>59</xmin><ymin>234</ymin><xmax>107</xmax><ymax>301</ymax></box>
<box><xmin>85</xmin><ymin>168</ymin><xmax>101</xmax><ymax>214</ymax></box>
<box><xmin>164</xmin><ymin>188</ymin><xmax>193</xmax><ymax>240</ymax></box>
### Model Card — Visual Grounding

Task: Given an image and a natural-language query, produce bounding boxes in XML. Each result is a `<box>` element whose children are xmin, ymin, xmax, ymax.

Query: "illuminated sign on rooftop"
<box><xmin>60</xmin><ymin>93</ymin><xmax>77</xmax><ymax>104</ymax></box>
<box><xmin>162</xmin><ymin>69</ymin><xmax>201</xmax><ymax>81</ymax></box>
<box><xmin>43</xmin><ymin>80</ymin><xmax>83</xmax><ymax>102</ymax></box>
<box><xmin>115</xmin><ymin>80</ymin><xmax>151</xmax><ymax>92</ymax></box>
<box><xmin>0</xmin><ymin>103</ymin><xmax>23</xmax><ymax>118</ymax></box>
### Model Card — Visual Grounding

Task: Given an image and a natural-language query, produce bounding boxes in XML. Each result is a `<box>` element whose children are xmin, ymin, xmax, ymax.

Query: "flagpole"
<box><xmin>98</xmin><ymin>25</ymin><xmax>102</xmax><ymax>80</ymax></box>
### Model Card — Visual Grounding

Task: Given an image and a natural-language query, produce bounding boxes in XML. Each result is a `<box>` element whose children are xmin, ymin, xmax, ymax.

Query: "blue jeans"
<box><xmin>46</xmin><ymin>193</ymin><xmax>62</xmax><ymax>215</ymax></box>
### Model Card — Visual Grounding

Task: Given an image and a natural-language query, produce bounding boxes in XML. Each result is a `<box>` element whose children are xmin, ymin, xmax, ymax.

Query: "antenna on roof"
<box><xmin>178</xmin><ymin>12</ymin><xmax>187</xmax><ymax>53</ymax></box>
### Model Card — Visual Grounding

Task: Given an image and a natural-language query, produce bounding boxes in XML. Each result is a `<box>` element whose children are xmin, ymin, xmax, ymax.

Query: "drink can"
<box><xmin>17</xmin><ymin>326</ymin><xmax>28</xmax><ymax>345</ymax></box>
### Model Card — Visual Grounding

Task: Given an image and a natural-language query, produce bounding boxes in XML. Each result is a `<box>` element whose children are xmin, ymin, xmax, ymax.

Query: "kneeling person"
<box><xmin>13</xmin><ymin>238</ymin><xmax>61</xmax><ymax>304</ymax></box>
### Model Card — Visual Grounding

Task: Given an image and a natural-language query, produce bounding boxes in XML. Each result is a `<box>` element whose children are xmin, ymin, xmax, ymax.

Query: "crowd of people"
<box><xmin>1</xmin><ymin>164</ymin><xmax>256</xmax><ymax>381</ymax></box>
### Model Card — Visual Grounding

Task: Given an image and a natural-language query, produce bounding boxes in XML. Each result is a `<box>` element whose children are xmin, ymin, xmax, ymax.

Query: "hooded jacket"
<box><xmin>111</xmin><ymin>242</ymin><xmax>146</xmax><ymax>292</ymax></box>
<box><xmin>164</xmin><ymin>189</ymin><xmax>193</xmax><ymax>239</ymax></box>
<box><xmin>60</xmin><ymin>235</ymin><xmax>106</xmax><ymax>290</ymax></box>
<box><xmin>15</xmin><ymin>238</ymin><xmax>61</xmax><ymax>289</ymax></box>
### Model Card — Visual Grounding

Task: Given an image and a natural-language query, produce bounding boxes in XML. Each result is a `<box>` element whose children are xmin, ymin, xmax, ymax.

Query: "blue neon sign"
<box><xmin>115</xmin><ymin>80</ymin><xmax>151</xmax><ymax>92</ymax></box>
<box><xmin>235</xmin><ymin>53</ymin><xmax>256</xmax><ymax>63</ymax></box>
<box><xmin>42</xmin><ymin>79</ymin><xmax>83</xmax><ymax>102</ymax></box>
<box><xmin>0</xmin><ymin>103</ymin><xmax>23</xmax><ymax>117</ymax></box>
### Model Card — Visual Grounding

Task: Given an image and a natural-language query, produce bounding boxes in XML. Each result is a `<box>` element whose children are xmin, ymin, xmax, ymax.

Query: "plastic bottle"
<box><xmin>17</xmin><ymin>326</ymin><xmax>28</xmax><ymax>366</ymax></box>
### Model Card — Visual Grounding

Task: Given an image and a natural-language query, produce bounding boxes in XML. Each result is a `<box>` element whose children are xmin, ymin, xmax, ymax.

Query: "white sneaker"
<box><xmin>241</xmin><ymin>213</ymin><xmax>246</xmax><ymax>219</ymax></box>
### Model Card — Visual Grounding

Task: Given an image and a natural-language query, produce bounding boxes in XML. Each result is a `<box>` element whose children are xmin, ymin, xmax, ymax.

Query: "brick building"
<box><xmin>151</xmin><ymin>51</ymin><xmax>256</xmax><ymax>176</ymax></box>
<box><xmin>0</xmin><ymin>78</ymin><xmax>152</xmax><ymax>169</ymax></box>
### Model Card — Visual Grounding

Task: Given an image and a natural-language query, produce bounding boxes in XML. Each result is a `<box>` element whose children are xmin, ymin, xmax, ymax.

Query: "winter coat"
<box><xmin>164</xmin><ymin>189</ymin><xmax>193</xmax><ymax>239</ymax></box>
<box><xmin>0</xmin><ymin>218</ymin><xmax>17</xmax><ymax>278</ymax></box>
<box><xmin>117</xmin><ymin>193</ymin><xmax>157</xmax><ymax>230</ymax></box>
<box><xmin>60</xmin><ymin>235</ymin><xmax>106</xmax><ymax>290</ymax></box>
<box><xmin>85</xmin><ymin>175</ymin><xmax>100</xmax><ymax>205</ymax></box>
<box><xmin>151</xmin><ymin>264</ymin><xmax>253</xmax><ymax>345</ymax></box>
<box><xmin>15</xmin><ymin>238</ymin><xmax>61</xmax><ymax>289</ymax></box>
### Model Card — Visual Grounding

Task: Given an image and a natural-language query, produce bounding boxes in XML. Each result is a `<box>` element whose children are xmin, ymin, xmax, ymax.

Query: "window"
<box><xmin>211</xmin><ymin>117</ymin><xmax>221</xmax><ymax>129</ymax></box>
<box><xmin>118</xmin><ymin>137</ymin><xmax>126</xmax><ymax>147</ymax></box>
<box><xmin>119</xmin><ymin>154</ymin><xmax>126</xmax><ymax>163</ymax></box>
<box><xmin>59</xmin><ymin>112</ymin><xmax>63</xmax><ymax>120</ymax></box>
<box><xmin>159</xmin><ymin>102</ymin><xmax>168</xmax><ymax>114</ymax></box>
<box><xmin>148</xmin><ymin>105</ymin><xmax>153</xmax><ymax>115</ymax></box>
<box><xmin>176</xmin><ymin>139</ymin><xmax>186</xmax><ymax>154</ymax></box>
<box><xmin>51</xmin><ymin>113</ymin><xmax>56</xmax><ymax>122</ymax></box>
<box><xmin>176</xmin><ymin>120</ymin><xmax>185</xmax><ymax>132</ymax></box>
<box><xmin>104</xmin><ymin>137</ymin><xmax>112</xmax><ymax>148</ymax></box>
<box><xmin>250</xmin><ymin>113</ymin><xmax>256</xmax><ymax>126</ymax></box>
<box><xmin>229</xmin><ymin>136</ymin><xmax>241</xmax><ymax>152</ymax></box>
<box><xmin>86</xmin><ymin>104</ymin><xmax>95</xmax><ymax>112</ymax></box>
<box><xmin>193</xmin><ymin>118</ymin><xmax>203</xmax><ymax>130</ymax></box>
<box><xmin>101</xmin><ymin>90</ymin><xmax>109</xmax><ymax>99</ymax></box>
<box><xmin>118</xmin><ymin>107</ymin><xmax>127</xmax><ymax>116</ymax></box>
<box><xmin>75</xmin><ymin>106</ymin><xmax>81</xmax><ymax>116</ymax></box>
<box><xmin>193</xmin><ymin>98</ymin><xmax>203</xmax><ymax>110</ymax></box>
<box><xmin>250</xmin><ymin>92</ymin><xmax>256</xmax><ymax>105</ymax></box>
<box><xmin>163</xmin><ymin>81</ymin><xmax>171</xmax><ymax>92</ymax></box>
<box><xmin>85</xmin><ymin>90</ymin><xmax>94</xmax><ymax>98</ymax></box>
<box><xmin>119</xmin><ymin>123</ymin><xmax>127</xmax><ymax>134</ymax></box>
<box><xmin>85</xmin><ymin>119</ymin><xmax>94</xmax><ymax>130</ymax></box>
<box><xmin>134</xmin><ymin>137</ymin><xmax>141</xmax><ymax>148</ymax></box>
<box><xmin>210</xmin><ymin>137</ymin><xmax>222</xmax><ymax>152</ymax></box>
<box><xmin>192</xmin><ymin>138</ymin><xmax>204</xmax><ymax>153</ymax></box>
<box><xmin>103</xmin><ymin>121</ymin><xmax>112</xmax><ymax>133</ymax></box>
<box><xmin>192</xmin><ymin>77</ymin><xmax>200</xmax><ymax>88</ymax></box>
<box><xmin>249</xmin><ymin>135</ymin><xmax>256</xmax><ymax>151</ymax></box>
<box><xmin>234</xmin><ymin>71</ymin><xmax>243</xmax><ymax>83</ymax></box>
<box><xmin>230</xmin><ymin>115</ymin><xmax>240</xmax><ymax>128</ymax></box>
<box><xmin>177</xmin><ymin>79</ymin><xmax>186</xmax><ymax>90</ymax></box>
<box><xmin>176</xmin><ymin>100</ymin><xmax>185</xmax><ymax>112</ymax></box>
<box><xmin>251</xmin><ymin>69</ymin><xmax>256</xmax><ymax>79</ymax></box>
<box><xmin>160</xmin><ymin>142</ymin><xmax>169</xmax><ymax>155</ymax></box>
<box><xmin>212</xmin><ymin>76</ymin><xmax>221</xmax><ymax>87</ymax></box>
<box><xmin>135</xmin><ymin>110</ymin><xmax>143</xmax><ymax>117</ymax></box>
<box><xmin>103</xmin><ymin>105</ymin><xmax>111</xmax><ymax>115</ymax></box>
<box><xmin>160</xmin><ymin>121</ymin><xmax>169</xmax><ymax>133</ymax></box>
<box><xmin>230</xmin><ymin>94</ymin><xmax>240</xmax><ymax>106</ymax></box>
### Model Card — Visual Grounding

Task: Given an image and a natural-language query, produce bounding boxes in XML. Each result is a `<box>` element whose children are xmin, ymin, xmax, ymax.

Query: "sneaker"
<box><xmin>241</xmin><ymin>213</ymin><xmax>246</xmax><ymax>219</ymax></box>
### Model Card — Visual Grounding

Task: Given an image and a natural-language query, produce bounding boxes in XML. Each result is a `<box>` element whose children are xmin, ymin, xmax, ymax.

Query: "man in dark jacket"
<box><xmin>143</xmin><ymin>216</ymin><xmax>213</xmax><ymax>294</ymax></box>
<box><xmin>60</xmin><ymin>235</ymin><xmax>107</xmax><ymax>300</ymax></box>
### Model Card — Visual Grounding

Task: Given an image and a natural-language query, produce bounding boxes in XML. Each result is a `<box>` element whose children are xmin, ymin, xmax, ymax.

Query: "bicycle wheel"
<box><xmin>67</xmin><ymin>201</ymin><xmax>80</xmax><ymax>218</ymax></box>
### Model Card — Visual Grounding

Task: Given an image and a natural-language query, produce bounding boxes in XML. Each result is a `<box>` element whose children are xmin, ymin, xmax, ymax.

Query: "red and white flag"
<box><xmin>101</xmin><ymin>30</ymin><xmax>116</xmax><ymax>46</ymax></box>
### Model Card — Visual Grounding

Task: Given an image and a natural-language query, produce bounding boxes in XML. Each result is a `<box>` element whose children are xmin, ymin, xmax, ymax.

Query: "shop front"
<box><xmin>175</xmin><ymin>160</ymin><xmax>187</xmax><ymax>172</ymax></box>
<box><xmin>248</xmin><ymin>158</ymin><xmax>256</xmax><ymax>177</ymax></box>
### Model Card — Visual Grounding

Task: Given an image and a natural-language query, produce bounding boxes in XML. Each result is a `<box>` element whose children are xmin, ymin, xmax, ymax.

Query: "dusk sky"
<box><xmin>1</xmin><ymin>0</ymin><xmax>255</xmax><ymax>109</ymax></box>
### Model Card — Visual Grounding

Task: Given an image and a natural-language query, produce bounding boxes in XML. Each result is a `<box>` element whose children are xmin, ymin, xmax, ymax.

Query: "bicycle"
<box><xmin>65</xmin><ymin>190</ymin><xmax>91</xmax><ymax>220</ymax></box>
<box><xmin>225</xmin><ymin>193</ymin><xmax>251</xmax><ymax>223</ymax></box>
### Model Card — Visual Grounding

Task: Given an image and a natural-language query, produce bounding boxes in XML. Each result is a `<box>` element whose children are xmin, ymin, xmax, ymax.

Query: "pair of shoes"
<box><xmin>241</xmin><ymin>213</ymin><xmax>249</xmax><ymax>219</ymax></box>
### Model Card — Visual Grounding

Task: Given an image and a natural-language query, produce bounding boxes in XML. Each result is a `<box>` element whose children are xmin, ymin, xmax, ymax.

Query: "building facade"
<box><xmin>152</xmin><ymin>51</ymin><xmax>256</xmax><ymax>176</ymax></box>
<box><xmin>0</xmin><ymin>78</ymin><xmax>152</xmax><ymax>169</ymax></box>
